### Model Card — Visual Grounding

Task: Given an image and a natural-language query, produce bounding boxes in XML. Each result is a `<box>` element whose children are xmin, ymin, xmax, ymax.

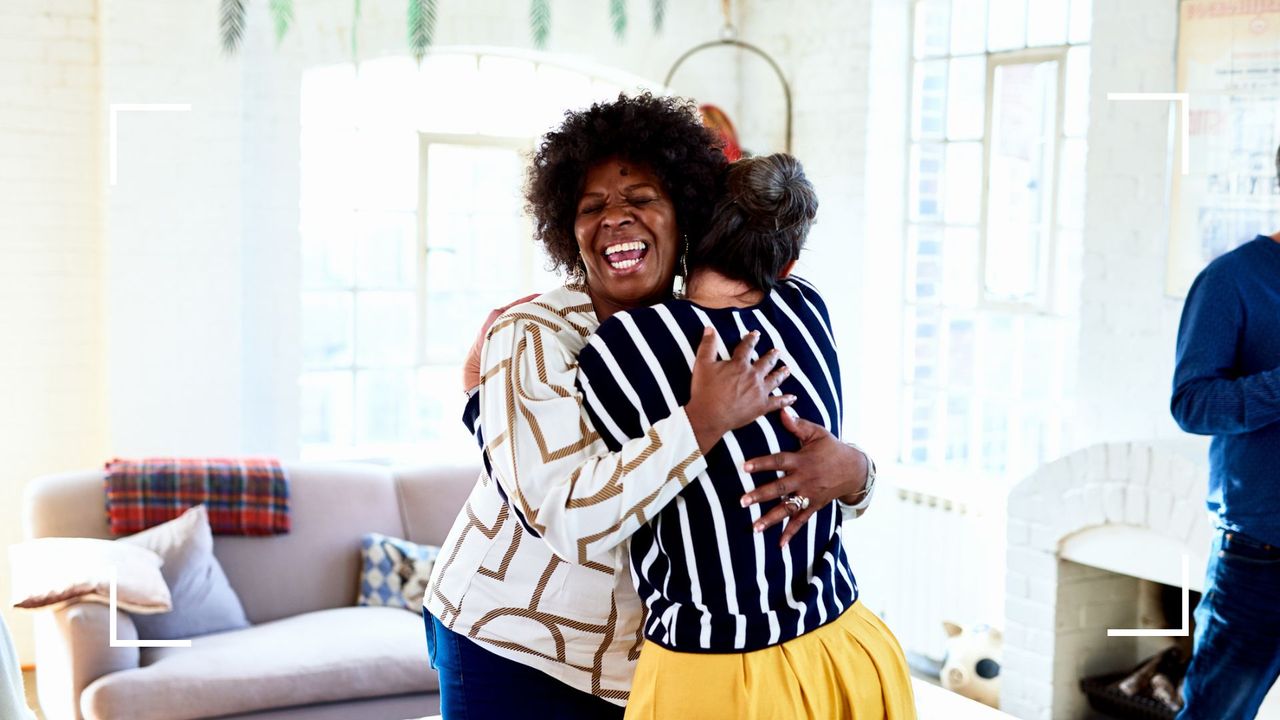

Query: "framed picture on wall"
<box><xmin>1168</xmin><ymin>1</ymin><xmax>1280</xmax><ymax>297</ymax></box>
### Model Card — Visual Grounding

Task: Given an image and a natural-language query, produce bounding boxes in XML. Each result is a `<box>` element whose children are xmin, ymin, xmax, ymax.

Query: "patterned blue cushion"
<box><xmin>356</xmin><ymin>533</ymin><xmax>441</xmax><ymax>613</ymax></box>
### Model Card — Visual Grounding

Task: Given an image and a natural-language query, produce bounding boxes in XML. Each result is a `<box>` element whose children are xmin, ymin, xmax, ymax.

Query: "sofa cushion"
<box><xmin>120</xmin><ymin>505</ymin><xmax>249</xmax><ymax>640</ymax></box>
<box><xmin>393</xmin><ymin>465</ymin><xmax>479</xmax><ymax>547</ymax></box>
<box><xmin>357</xmin><ymin>534</ymin><xmax>440</xmax><ymax>614</ymax></box>
<box><xmin>80</xmin><ymin>606</ymin><xmax>436</xmax><ymax>720</ymax></box>
<box><xmin>8</xmin><ymin>538</ymin><xmax>171</xmax><ymax>614</ymax></box>
<box><xmin>209</xmin><ymin>464</ymin><xmax>407</xmax><ymax>624</ymax></box>
<box><xmin>22</xmin><ymin>465</ymin><xmax>410</xmax><ymax>625</ymax></box>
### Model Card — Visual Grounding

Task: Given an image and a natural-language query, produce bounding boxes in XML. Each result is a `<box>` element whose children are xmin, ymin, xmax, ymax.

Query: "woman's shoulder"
<box><xmin>599</xmin><ymin>299</ymin><xmax>694</xmax><ymax>331</ymax></box>
<box><xmin>490</xmin><ymin>285</ymin><xmax>598</xmax><ymax>348</ymax></box>
<box><xmin>775</xmin><ymin>275</ymin><xmax>829</xmax><ymax>310</ymax></box>
<box><xmin>589</xmin><ymin>301</ymin><xmax>700</xmax><ymax>358</ymax></box>
<box><xmin>778</xmin><ymin>274</ymin><xmax>822</xmax><ymax>298</ymax></box>
<box><xmin>770</xmin><ymin>276</ymin><xmax>838</xmax><ymax>345</ymax></box>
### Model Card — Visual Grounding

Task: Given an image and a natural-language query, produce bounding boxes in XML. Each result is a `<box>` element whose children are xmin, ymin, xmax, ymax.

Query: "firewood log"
<box><xmin>1118</xmin><ymin>654</ymin><xmax>1162</xmax><ymax>696</ymax></box>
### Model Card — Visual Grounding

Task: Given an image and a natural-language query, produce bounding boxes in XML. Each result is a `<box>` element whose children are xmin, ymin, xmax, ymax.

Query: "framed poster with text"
<box><xmin>1169</xmin><ymin>1</ymin><xmax>1280</xmax><ymax>297</ymax></box>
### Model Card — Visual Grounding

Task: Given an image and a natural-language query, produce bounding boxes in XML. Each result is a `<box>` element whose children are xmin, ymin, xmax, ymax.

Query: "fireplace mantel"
<box><xmin>1059</xmin><ymin>524</ymin><xmax>1209</xmax><ymax>592</ymax></box>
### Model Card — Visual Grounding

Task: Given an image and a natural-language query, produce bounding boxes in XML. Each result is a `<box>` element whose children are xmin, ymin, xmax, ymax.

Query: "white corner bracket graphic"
<box><xmin>1106</xmin><ymin>92</ymin><xmax>1190</xmax><ymax>175</ymax></box>
<box><xmin>108</xmin><ymin>103</ymin><xmax>193</xmax><ymax>186</ymax></box>
<box><xmin>109</xmin><ymin>565</ymin><xmax>192</xmax><ymax>648</ymax></box>
<box><xmin>1107</xmin><ymin>553</ymin><xmax>1191</xmax><ymax>638</ymax></box>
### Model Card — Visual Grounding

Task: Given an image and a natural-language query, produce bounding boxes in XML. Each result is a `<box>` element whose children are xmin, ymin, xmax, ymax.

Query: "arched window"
<box><xmin>299</xmin><ymin>50</ymin><xmax>658</xmax><ymax>462</ymax></box>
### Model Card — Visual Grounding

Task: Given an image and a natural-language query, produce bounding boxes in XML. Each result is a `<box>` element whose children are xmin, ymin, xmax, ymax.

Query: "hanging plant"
<box><xmin>530</xmin><ymin>0</ymin><xmax>551</xmax><ymax>50</ymax></box>
<box><xmin>407</xmin><ymin>0</ymin><xmax>438</xmax><ymax>63</ymax></box>
<box><xmin>219</xmin><ymin>0</ymin><xmax>667</xmax><ymax>58</ymax></box>
<box><xmin>609</xmin><ymin>0</ymin><xmax>627</xmax><ymax>40</ymax></box>
<box><xmin>269</xmin><ymin>0</ymin><xmax>294</xmax><ymax>43</ymax></box>
<box><xmin>351</xmin><ymin>0</ymin><xmax>362</xmax><ymax>62</ymax></box>
<box><xmin>220</xmin><ymin>0</ymin><xmax>247</xmax><ymax>54</ymax></box>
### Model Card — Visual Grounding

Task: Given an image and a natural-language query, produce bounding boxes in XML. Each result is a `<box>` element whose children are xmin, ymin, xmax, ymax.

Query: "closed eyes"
<box><xmin>578</xmin><ymin>196</ymin><xmax>659</xmax><ymax>215</ymax></box>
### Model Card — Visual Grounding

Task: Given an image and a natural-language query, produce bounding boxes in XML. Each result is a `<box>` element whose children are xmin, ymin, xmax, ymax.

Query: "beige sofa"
<box><xmin>21</xmin><ymin>463</ymin><xmax>476</xmax><ymax>720</ymax></box>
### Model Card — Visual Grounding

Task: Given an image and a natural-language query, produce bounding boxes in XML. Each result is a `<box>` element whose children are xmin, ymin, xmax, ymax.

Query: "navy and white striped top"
<box><xmin>575</xmin><ymin>276</ymin><xmax>858</xmax><ymax>653</ymax></box>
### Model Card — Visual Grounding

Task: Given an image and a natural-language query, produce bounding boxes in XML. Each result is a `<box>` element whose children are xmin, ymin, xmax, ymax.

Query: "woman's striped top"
<box><xmin>575</xmin><ymin>276</ymin><xmax>857</xmax><ymax>653</ymax></box>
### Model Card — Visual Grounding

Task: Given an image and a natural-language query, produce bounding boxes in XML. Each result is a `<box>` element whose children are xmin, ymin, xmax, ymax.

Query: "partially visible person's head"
<box><xmin>525</xmin><ymin>93</ymin><xmax>726</xmax><ymax>312</ymax></box>
<box><xmin>690</xmin><ymin>153</ymin><xmax>817</xmax><ymax>292</ymax></box>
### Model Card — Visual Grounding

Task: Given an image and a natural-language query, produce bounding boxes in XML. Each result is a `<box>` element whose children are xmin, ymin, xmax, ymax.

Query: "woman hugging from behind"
<box><xmin>575</xmin><ymin>153</ymin><xmax>916</xmax><ymax>720</ymax></box>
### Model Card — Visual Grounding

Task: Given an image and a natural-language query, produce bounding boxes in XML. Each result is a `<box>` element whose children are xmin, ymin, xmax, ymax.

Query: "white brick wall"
<box><xmin>1073</xmin><ymin>0</ymin><xmax>1196</xmax><ymax>450</ymax></box>
<box><xmin>0</xmin><ymin>0</ymin><xmax>105</xmax><ymax>668</ymax></box>
<box><xmin>738</xmin><ymin>0</ymin><xmax>874</xmax><ymax>451</ymax></box>
<box><xmin>1003</xmin><ymin>441</ymin><xmax>1214</xmax><ymax>719</ymax></box>
<box><xmin>103</xmin><ymin>0</ymin><xmax>246</xmax><ymax>457</ymax></box>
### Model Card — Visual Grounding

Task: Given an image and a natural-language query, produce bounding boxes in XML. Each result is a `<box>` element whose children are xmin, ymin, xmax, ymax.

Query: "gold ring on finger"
<box><xmin>783</xmin><ymin>495</ymin><xmax>810</xmax><ymax>513</ymax></box>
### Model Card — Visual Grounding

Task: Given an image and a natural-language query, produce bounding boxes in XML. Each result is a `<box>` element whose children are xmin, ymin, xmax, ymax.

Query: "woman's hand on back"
<box><xmin>462</xmin><ymin>293</ymin><xmax>540</xmax><ymax>393</ymax></box>
<box><xmin>685</xmin><ymin>328</ymin><xmax>796</xmax><ymax>454</ymax></box>
<box><xmin>738</xmin><ymin>410</ymin><xmax>871</xmax><ymax>547</ymax></box>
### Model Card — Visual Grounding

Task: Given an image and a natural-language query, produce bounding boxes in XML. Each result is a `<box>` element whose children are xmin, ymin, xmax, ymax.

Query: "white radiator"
<box><xmin>842</xmin><ymin>474</ymin><xmax>1006</xmax><ymax>662</ymax></box>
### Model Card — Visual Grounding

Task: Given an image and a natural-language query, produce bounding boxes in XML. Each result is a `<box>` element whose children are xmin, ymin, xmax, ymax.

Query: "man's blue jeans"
<box><xmin>1178</xmin><ymin>530</ymin><xmax>1280</xmax><ymax>720</ymax></box>
<box><xmin>423</xmin><ymin>609</ymin><xmax>625</xmax><ymax>720</ymax></box>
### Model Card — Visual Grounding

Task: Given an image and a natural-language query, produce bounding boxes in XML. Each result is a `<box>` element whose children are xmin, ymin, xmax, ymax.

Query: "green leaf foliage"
<box><xmin>220</xmin><ymin>0</ymin><xmax>246</xmax><ymax>54</ymax></box>
<box><xmin>269</xmin><ymin>0</ymin><xmax>294</xmax><ymax>44</ymax></box>
<box><xmin>408</xmin><ymin>0</ymin><xmax>438</xmax><ymax>63</ymax></box>
<box><xmin>530</xmin><ymin>0</ymin><xmax>551</xmax><ymax>49</ymax></box>
<box><xmin>352</xmin><ymin>0</ymin><xmax>362</xmax><ymax>62</ymax></box>
<box><xmin>610</xmin><ymin>0</ymin><xmax>626</xmax><ymax>40</ymax></box>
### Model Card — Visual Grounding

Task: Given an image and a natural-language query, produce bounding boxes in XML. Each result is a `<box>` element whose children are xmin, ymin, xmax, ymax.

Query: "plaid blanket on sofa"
<box><xmin>105</xmin><ymin>458</ymin><xmax>290</xmax><ymax>536</ymax></box>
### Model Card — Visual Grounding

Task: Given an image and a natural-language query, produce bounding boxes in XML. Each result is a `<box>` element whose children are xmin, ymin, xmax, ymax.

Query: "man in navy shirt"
<box><xmin>1171</xmin><ymin>147</ymin><xmax>1280</xmax><ymax>720</ymax></box>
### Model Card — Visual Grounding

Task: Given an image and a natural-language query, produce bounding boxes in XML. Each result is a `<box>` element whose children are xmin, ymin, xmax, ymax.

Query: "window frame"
<box><xmin>979</xmin><ymin>47</ymin><xmax>1068</xmax><ymax>313</ymax></box>
<box><xmin>899</xmin><ymin>0</ymin><xmax>1088</xmax><ymax>481</ymax></box>
<box><xmin>416</xmin><ymin>132</ymin><xmax>536</xmax><ymax>369</ymax></box>
<box><xmin>298</xmin><ymin>49</ymin><xmax>656</xmax><ymax>464</ymax></box>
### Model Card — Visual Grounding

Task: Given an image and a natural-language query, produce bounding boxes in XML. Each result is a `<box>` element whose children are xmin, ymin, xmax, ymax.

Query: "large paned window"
<box><xmin>903</xmin><ymin>0</ymin><xmax>1089</xmax><ymax>483</ymax></box>
<box><xmin>299</xmin><ymin>53</ymin><xmax>649</xmax><ymax>462</ymax></box>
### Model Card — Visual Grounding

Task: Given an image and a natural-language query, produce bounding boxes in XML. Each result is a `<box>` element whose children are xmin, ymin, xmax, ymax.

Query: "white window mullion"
<box><xmin>301</xmin><ymin>52</ymin><xmax>639</xmax><ymax>462</ymax></box>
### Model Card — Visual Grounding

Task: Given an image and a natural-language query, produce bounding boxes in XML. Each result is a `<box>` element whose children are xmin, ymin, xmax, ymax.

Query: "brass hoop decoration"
<box><xmin>663</xmin><ymin>38</ymin><xmax>793</xmax><ymax>154</ymax></box>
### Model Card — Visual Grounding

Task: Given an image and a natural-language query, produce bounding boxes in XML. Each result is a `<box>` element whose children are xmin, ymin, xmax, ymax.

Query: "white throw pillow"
<box><xmin>9</xmin><ymin>538</ymin><xmax>170</xmax><ymax>614</ymax></box>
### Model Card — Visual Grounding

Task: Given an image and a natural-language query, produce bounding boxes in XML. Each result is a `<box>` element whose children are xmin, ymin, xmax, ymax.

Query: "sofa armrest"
<box><xmin>33</xmin><ymin>603</ymin><xmax>139</xmax><ymax>720</ymax></box>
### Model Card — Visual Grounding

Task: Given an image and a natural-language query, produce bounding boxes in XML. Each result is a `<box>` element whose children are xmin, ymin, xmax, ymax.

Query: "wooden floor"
<box><xmin>26</xmin><ymin>670</ymin><xmax>1005</xmax><ymax>720</ymax></box>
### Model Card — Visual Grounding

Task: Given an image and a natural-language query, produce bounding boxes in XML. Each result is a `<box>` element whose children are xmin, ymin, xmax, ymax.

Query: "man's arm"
<box><xmin>1171</xmin><ymin>269</ymin><xmax>1280</xmax><ymax>435</ymax></box>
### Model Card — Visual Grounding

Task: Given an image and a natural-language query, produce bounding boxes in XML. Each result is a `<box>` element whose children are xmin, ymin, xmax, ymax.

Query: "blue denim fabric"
<box><xmin>423</xmin><ymin>609</ymin><xmax>625</xmax><ymax>720</ymax></box>
<box><xmin>1177</xmin><ymin>530</ymin><xmax>1280</xmax><ymax>720</ymax></box>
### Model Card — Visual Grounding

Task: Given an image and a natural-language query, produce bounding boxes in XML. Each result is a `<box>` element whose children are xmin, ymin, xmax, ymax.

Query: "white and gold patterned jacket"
<box><xmin>425</xmin><ymin>285</ymin><xmax>708</xmax><ymax>705</ymax></box>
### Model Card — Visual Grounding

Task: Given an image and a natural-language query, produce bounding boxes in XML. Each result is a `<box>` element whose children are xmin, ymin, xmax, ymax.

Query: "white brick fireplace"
<box><xmin>1000</xmin><ymin>442</ymin><xmax>1214</xmax><ymax>720</ymax></box>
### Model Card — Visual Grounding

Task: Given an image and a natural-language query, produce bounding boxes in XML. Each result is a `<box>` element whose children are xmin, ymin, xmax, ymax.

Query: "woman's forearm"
<box><xmin>478</xmin><ymin>313</ymin><xmax>708</xmax><ymax>565</ymax></box>
<box><xmin>685</xmin><ymin>399</ymin><xmax>735</xmax><ymax>454</ymax></box>
<box><xmin>837</xmin><ymin>444</ymin><xmax>871</xmax><ymax>504</ymax></box>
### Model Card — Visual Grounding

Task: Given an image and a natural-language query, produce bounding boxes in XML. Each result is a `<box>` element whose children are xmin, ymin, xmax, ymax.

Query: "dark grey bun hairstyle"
<box><xmin>689</xmin><ymin>152</ymin><xmax>817</xmax><ymax>292</ymax></box>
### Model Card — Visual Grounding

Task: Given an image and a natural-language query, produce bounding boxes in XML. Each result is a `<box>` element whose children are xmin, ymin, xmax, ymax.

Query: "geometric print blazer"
<box><xmin>425</xmin><ymin>285</ymin><xmax>708</xmax><ymax>705</ymax></box>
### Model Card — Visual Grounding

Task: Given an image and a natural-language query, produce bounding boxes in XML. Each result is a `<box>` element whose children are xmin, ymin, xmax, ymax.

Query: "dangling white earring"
<box><xmin>672</xmin><ymin>237</ymin><xmax>689</xmax><ymax>299</ymax></box>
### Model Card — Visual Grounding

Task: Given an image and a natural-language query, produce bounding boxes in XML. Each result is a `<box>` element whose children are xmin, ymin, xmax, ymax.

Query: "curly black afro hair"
<box><xmin>525</xmin><ymin>92</ymin><xmax>728</xmax><ymax>280</ymax></box>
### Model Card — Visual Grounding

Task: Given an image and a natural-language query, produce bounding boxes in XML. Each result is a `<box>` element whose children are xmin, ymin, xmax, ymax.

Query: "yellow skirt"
<box><xmin>624</xmin><ymin>601</ymin><xmax>916</xmax><ymax>720</ymax></box>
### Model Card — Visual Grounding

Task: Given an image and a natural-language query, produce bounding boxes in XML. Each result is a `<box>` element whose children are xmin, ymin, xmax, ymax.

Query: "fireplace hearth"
<box><xmin>999</xmin><ymin>442</ymin><xmax>1213</xmax><ymax>720</ymax></box>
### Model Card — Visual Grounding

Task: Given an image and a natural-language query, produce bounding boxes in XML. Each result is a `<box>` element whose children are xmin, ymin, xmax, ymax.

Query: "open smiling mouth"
<box><xmin>603</xmin><ymin>241</ymin><xmax>649</xmax><ymax>271</ymax></box>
